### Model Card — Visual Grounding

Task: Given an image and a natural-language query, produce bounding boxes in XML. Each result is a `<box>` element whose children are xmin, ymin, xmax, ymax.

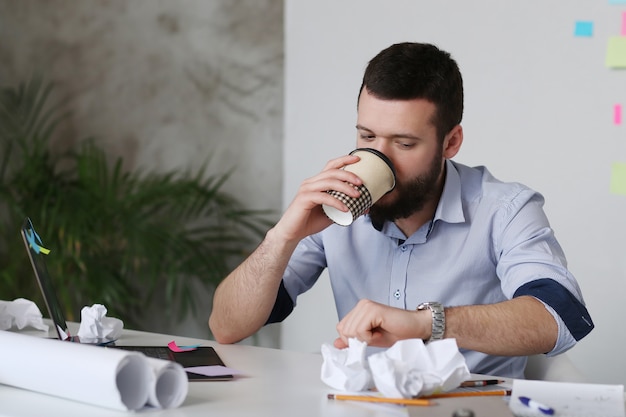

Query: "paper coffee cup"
<box><xmin>322</xmin><ymin>148</ymin><xmax>396</xmax><ymax>226</ymax></box>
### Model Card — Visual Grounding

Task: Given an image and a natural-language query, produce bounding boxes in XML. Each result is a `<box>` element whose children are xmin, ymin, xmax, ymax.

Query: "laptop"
<box><xmin>20</xmin><ymin>217</ymin><xmax>232</xmax><ymax>381</ymax></box>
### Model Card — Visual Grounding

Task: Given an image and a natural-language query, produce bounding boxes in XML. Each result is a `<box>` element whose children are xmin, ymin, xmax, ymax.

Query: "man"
<box><xmin>209</xmin><ymin>42</ymin><xmax>593</xmax><ymax>378</ymax></box>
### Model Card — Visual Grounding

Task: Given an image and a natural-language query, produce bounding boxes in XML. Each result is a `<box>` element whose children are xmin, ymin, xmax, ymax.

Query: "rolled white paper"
<box><xmin>145</xmin><ymin>357</ymin><xmax>189</xmax><ymax>409</ymax></box>
<box><xmin>0</xmin><ymin>330</ymin><xmax>151</xmax><ymax>411</ymax></box>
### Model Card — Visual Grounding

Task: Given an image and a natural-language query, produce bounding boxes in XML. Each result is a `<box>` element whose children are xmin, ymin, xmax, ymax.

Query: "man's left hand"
<box><xmin>334</xmin><ymin>299</ymin><xmax>431</xmax><ymax>348</ymax></box>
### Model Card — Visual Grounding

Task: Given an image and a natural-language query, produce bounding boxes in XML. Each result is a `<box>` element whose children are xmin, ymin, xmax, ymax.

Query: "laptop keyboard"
<box><xmin>140</xmin><ymin>347</ymin><xmax>171</xmax><ymax>360</ymax></box>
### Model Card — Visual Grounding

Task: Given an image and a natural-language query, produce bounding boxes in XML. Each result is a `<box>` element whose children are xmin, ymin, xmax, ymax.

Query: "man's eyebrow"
<box><xmin>356</xmin><ymin>125</ymin><xmax>422</xmax><ymax>141</ymax></box>
<box><xmin>355</xmin><ymin>125</ymin><xmax>375</xmax><ymax>135</ymax></box>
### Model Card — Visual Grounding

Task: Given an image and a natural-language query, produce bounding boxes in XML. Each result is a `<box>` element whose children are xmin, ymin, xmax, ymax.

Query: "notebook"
<box><xmin>20</xmin><ymin>217</ymin><xmax>232</xmax><ymax>381</ymax></box>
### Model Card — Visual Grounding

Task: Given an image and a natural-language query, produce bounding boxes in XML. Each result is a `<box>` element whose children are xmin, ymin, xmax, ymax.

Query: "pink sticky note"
<box><xmin>614</xmin><ymin>104</ymin><xmax>622</xmax><ymax>125</ymax></box>
<box><xmin>168</xmin><ymin>340</ymin><xmax>200</xmax><ymax>352</ymax></box>
<box><xmin>622</xmin><ymin>11</ymin><xmax>626</xmax><ymax>36</ymax></box>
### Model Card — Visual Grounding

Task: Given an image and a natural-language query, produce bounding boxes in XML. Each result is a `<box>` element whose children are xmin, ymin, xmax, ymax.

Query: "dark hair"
<box><xmin>359</xmin><ymin>42</ymin><xmax>464</xmax><ymax>142</ymax></box>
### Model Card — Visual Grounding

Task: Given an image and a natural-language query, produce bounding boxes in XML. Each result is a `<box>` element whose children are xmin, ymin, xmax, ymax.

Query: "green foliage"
<box><xmin>0</xmin><ymin>78</ymin><xmax>273</xmax><ymax>328</ymax></box>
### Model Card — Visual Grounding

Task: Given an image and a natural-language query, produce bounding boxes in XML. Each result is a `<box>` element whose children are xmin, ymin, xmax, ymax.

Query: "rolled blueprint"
<box><xmin>145</xmin><ymin>357</ymin><xmax>188</xmax><ymax>409</ymax></box>
<box><xmin>0</xmin><ymin>330</ymin><xmax>151</xmax><ymax>411</ymax></box>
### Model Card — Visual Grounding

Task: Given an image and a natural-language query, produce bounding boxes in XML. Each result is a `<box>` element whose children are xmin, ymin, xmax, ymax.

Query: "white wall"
<box><xmin>282</xmin><ymin>0</ymin><xmax>626</xmax><ymax>385</ymax></box>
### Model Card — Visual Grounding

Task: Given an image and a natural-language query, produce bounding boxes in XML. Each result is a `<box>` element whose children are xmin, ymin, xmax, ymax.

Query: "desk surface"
<box><xmin>3</xmin><ymin>326</ymin><xmax>624</xmax><ymax>417</ymax></box>
<box><xmin>0</xmin><ymin>325</ymin><xmax>413</xmax><ymax>417</ymax></box>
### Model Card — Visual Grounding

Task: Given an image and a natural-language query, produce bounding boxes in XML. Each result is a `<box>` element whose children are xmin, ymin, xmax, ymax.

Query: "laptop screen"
<box><xmin>19</xmin><ymin>217</ymin><xmax>233</xmax><ymax>379</ymax></box>
<box><xmin>20</xmin><ymin>217</ymin><xmax>72</xmax><ymax>341</ymax></box>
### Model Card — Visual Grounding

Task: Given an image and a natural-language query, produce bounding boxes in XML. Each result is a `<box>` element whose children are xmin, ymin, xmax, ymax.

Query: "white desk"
<box><xmin>2</xmin><ymin>326</ymin><xmax>624</xmax><ymax>417</ymax></box>
<box><xmin>0</xmin><ymin>326</ymin><xmax>407</xmax><ymax>417</ymax></box>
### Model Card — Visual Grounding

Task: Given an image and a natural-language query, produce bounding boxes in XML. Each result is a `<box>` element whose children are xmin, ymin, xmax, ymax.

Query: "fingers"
<box><xmin>335</xmin><ymin>299</ymin><xmax>385</xmax><ymax>347</ymax></box>
<box><xmin>322</xmin><ymin>153</ymin><xmax>361</xmax><ymax>172</ymax></box>
<box><xmin>335</xmin><ymin>300</ymin><xmax>424</xmax><ymax>348</ymax></box>
<box><xmin>333</xmin><ymin>337</ymin><xmax>348</xmax><ymax>349</ymax></box>
<box><xmin>299</xmin><ymin>154</ymin><xmax>364</xmax><ymax>213</ymax></box>
<box><xmin>272</xmin><ymin>154</ymin><xmax>364</xmax><ymax>242</ymax></box>
<box><xmin>303</xmin><ymin>155</ymin><xmax>362</xmax><ymax>195</ymax></box>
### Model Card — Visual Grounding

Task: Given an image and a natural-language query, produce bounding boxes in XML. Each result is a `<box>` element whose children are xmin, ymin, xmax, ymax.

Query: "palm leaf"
<box><xmin>0</xmin><ymin>78</ymin><xmax>275</xmax><ymax>329</ymax></box>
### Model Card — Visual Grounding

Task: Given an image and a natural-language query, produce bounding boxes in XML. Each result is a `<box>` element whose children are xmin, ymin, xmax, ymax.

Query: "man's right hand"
<box><xmin>272</xmin><ymin>153</ymin><xmax>363</xmax><ymax>243</ymax></box>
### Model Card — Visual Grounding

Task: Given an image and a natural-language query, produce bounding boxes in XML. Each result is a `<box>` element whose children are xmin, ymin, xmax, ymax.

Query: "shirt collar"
<box><xmin>434</xmin><ymin>159</ymin><xmax>466</xmax><ymax>225</ymax></box>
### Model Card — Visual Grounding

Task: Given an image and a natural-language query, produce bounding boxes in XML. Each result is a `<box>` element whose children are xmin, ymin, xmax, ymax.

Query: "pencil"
<box><xmin>460</xmin><ymin>379</ymin><xmax>505</xmax><ymax>387</ymax></box>
<box><xmin>327</xmin><ymin>393</ymin><xmax>435</xmax><ymax>406</ymax></box>
<box><xmin>418</xmin><ymin>389</ymin><xmax>512</xmax><ymax>399</ymax></box>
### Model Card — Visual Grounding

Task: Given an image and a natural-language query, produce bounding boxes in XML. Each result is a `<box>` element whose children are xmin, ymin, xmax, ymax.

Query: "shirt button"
<box><xmin>400</xmin><ymin>245</ymin><xmax>407</xmax><ymax>252</ymax></box>
<box><xmin>393</xmin><ymin>289</ymin><xmax>401</xmax><ymax>299</ymax></box>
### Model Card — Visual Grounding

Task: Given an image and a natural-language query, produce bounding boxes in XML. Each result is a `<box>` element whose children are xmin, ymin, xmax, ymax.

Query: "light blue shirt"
<box><xmin>281</xmin><ymin>160</ymin><xmax>592</xmax><ymax>378</ymax></box>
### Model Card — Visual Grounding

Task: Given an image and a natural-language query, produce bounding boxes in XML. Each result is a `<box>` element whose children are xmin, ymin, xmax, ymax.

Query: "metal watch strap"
<box><xmin>417</xmin><ymin>301</ymin><xmax>445</xmax><ymax>342</ymax></box>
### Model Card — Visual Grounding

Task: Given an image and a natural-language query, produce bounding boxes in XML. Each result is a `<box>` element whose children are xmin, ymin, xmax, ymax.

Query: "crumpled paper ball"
<box><xmin>77</xmin><ymin>304</ymin><xmax>123</xmax><ymax>342</ymax></box>
<box><xmin>321</xmin><ymin>338</ymin><xmax>470</xmax><ymax>398</ymax></box>
<box><xmin>368</xmin><ymin>338</ymin><xmax>470</xmax><ymax>398</ymax></box>
<box><xmin>321</xmin><ymin>338</ymin><xmax>375</xmax><ymax>392</ymax></box>
<box><xmin>0</xmin><ymin>298</ymin><xmax>49</xmax><ymax>331</ymax></box>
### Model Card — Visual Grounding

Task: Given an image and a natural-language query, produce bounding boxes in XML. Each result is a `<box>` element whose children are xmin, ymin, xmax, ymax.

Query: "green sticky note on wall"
<box><xmin>606</xmin><ymin>37</ymin><xmax>626</xmax><ymax>68</ymax></box>
<box><xmin>610</xmin><ymin>162</ymin><xmax>626</xmax><ymax>195</ymax></box>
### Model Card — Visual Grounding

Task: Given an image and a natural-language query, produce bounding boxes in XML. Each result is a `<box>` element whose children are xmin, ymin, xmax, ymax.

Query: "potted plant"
<box><xmin>0</xmin><ymin>78</ymin><xmax>273</xmax><ymax>331</ymax></box>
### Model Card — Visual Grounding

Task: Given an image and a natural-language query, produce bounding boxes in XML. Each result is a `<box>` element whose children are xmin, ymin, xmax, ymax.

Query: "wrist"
<box><xmin>416</xmin><ymin>302</ymin><xmax>446</xmax><ymax>342</ymax></box>
<box><xmin>266</xmin><ymin>225</ymin><xmax>301</xmax><ymax>249</ymax></box>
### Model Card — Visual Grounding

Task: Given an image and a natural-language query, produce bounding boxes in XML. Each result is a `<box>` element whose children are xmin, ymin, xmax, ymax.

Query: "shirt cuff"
<box><xmin>539</xmin><ymin>300</ymin><xmax>577</xmax><ymax>356</ymax></box>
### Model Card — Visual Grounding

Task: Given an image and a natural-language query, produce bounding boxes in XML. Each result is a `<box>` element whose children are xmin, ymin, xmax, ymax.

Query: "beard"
<box><xmin>368</xmin><ymin>146</ymin><xmax>444</xmax><ymax>228</ymax></box>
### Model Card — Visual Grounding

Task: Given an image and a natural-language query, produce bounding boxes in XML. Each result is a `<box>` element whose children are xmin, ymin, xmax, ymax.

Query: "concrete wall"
<box><xmin>0</xmin><ymin>0</ymin><xmax>283</xmax><ymax>345</ymax></box>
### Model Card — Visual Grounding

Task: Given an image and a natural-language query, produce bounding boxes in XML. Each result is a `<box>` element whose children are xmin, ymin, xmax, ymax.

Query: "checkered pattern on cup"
<box><xmin>326</xmin><ymin>183</ymin><xmax>372</xmax><ymax>225</ymax></box>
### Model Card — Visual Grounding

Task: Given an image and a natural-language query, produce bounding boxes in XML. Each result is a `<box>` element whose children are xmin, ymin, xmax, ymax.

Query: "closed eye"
<box><xmin>397</xmin><ymin>141</ymin><xmax>415</xmax><ymax>149</ymax></box>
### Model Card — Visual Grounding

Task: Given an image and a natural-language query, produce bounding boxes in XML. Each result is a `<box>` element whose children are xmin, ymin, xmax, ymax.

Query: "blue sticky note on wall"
<box><xmin>609</xmin><ymin>0</ymin><xmax>626</xmax><ymax>4</ymax></box>
<box><xmin>574</xmin><ymin>21</ymin><xmax>593</xmax><ymax>37</ymax></box>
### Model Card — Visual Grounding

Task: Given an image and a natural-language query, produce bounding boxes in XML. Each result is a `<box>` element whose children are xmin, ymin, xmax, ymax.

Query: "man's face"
<box><xmin>355</xmin><ymin>89</ymin><xmax>446</xmax><ymax>224</ymax></box>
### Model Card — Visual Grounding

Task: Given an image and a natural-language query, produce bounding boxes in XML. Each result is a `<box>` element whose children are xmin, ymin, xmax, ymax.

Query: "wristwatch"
<box><xmin>416</xmin><ymin>302</ymin><xmax>445</xmax><ymax>342</ymax></box>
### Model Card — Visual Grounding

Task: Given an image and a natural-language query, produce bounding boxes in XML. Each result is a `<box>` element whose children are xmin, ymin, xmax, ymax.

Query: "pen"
<box><xmin>459</xmin><ymin>379</ymin><xmax>505</xmax><ymax>387</ymax></box>
<box><xmin>519</xmin><ymin>396</ymin><xmax>555</xmax><ymax>415</ymax></box>
<box><xmin>327</xmin><ymin>393</ymin><xmax>435</xmax><ymax>407</ymax></box>
<box><xmin>418</xmin><ymin>389</ymin><xmax>512</xmax><ymax>399</ymax></box>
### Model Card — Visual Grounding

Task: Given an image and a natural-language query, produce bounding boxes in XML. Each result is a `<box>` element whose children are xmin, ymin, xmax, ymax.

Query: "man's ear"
<box><xmin>443</xmin><ymin>125</ymin><xmax>463</xmax><ymax>159</ymax></box>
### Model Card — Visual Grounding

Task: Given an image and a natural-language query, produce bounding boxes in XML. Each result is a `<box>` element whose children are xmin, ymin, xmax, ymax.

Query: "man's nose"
<box><xmin>369</xmin><ymin>144</ymin><xmax>394</xmax><ymax>168</ymax></box>
<box><xmin>367</xmin><ymin>140</ymin><xmax>390</xmax><ymax>157</ymax></box>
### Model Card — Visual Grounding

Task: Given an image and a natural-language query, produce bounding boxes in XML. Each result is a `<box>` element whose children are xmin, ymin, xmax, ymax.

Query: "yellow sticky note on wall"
<box><xmin>606</xmin><ymin>37</ymin><xmax>626</xmax><ymax>68</ymax></box>
<box><xmin>610</xmin><ymin>162</ymin><xmax>626</xmax><ymax>195</ymax></box>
